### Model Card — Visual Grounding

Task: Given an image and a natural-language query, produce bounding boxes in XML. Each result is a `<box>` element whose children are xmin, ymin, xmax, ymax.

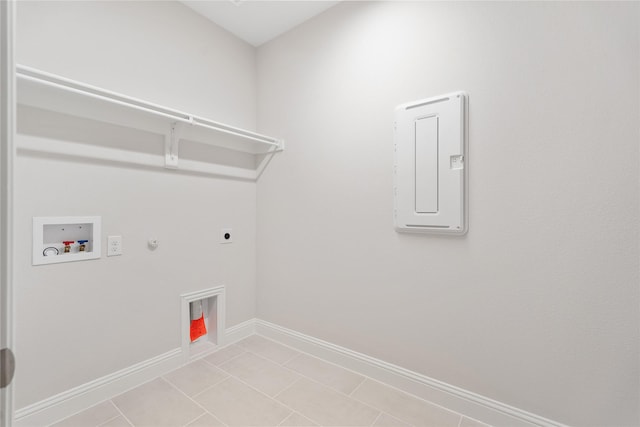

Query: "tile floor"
<box><xmin>51</xmin><ymin>335</ymin><xmax>490</xmax><ymax>427</ymax></box>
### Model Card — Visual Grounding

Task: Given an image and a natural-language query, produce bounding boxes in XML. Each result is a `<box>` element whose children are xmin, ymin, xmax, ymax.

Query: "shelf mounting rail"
<box><xmin>16</xmin><ymin>65</ymin><xmax>284</xmax><ymax>169</ymax></box>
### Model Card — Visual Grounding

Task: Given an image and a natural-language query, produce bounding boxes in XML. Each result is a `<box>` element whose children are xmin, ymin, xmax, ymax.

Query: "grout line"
<box><xmin>259</xmin><ymin>330</ymin><xmax>471</xmax><ymax>424</ymax></box>
<box><xmin>222</xmin><ymin>348</ymin><xmax>305</xmax><ymax>387</ymax></box>
<box><xmin>181</xmin><ymin>412</ymin><xmax>205</xmax><ymax>427</ymax></box>
<box><xmin>234</xmin><ymin>335</ymin><xmax>389</xmax><ymax>425</ymax></box>
<box><xmin>371</xmin><ymin>411</ymin><xmax>419</xmax><ymax>427</ymax></box>
<box><xmin>46</xmin><ymin>400</ymin><xmax>121</xmax><ymax>427</ymax></box>
<box><xmin>275</xmin><ymin>373</ymin><xmax>382</xmax><ymax>425</ymax></box>
<box><xmin>244</xmin><ymin>334</ymin><xmax>303</xmax><ymax>366</ymax></box>
<box><xmin>185</xmin><ymin>375</ymin><xmax>229</xmax><ymax>400</ymax></box>
<box><xmin>160</xmin><ymin>377</ymin><xmax>228</xmax><ymax>427</ymax></box>
<box><xmin>181</xmin><ymin>411</ymin><xmax>225</xmax><ymax>427</ymax></box>
<box><xmin>217</xmin><ymin>348</ymin><xmax>254</xmax><ymax>368</ymax></box>
<box><xmin>95</xmin><ymin>415</ymin><xmax>121</xmax><ymax>427</ymax></box>
<box><xmin>252</xmin><ymin>347</ymin><xmax>305</xmax><ymax>375</ymax></box>
<box><xmin>165</xmin><ymin>372</ymin><xmax>228</xmax><ymax>401</ymax></box>
<box><xmin>276</xmin><ymin>411</ymin><xmax>294</xmax><ymax>427</ymax></box>
<box><xmin>263</xmin><ymin>343</ymin><xmax>372</xmax><ymax>403</ymax></box>
<box><xmin>253</xmin><ymin>336</ymin><xmax>454</xmax><ymax>427</ymax></box>
<box><xmin>194</xmin><ymin>371</ymin><xmax>302</xmax><ymax>421</ymax></box>
<box><xmin>271</xmin><ymin>377</ymin><xmax>301</xmax><ymax>402</ymax></box>
<box><xmin>280</xmin><ymin>351</ymin><xmax>302</xmax><ymax>367</ymax></box>
<box><xmin>228</xmin><ymin>371</ymin><xmax>298</xmax><ymax>409</ymax></box>
<box><xmin>277</xmin><ymin>410</ymin><xmax>318</xmax><ymax>427</ymax></box>
<box><xmin>252</xmin><ymin>333</ymin><xmax>304</xmax><ymax>354</ymax></box>
<box><xmin>233</xmin><ymin>336</ymin><xmax>252</xmax><ymax>351</ymax></box>
<box><xmin>200</xmin><ymin>347</ymin><xmax>247</xmax><ymax>369</ymax></box>
<box><xmin>108</xmin><ymin>400</ymin><xmax>134</xmax><ymax>427</ymax></box>
<box><xmin>226</xmin><ymin>340</ymin><xmax>451</xmax><ymax>427</ymax></box>
<box><xmin>342</xmin><ymin>388</ymin><xmax>413</xmax><ymax>426</ymax></box>
<box><xmin>98</xmin><ymin>332</ymin><xmax>480</xmax><ymax>427</ymax></box>
<box><xmin>236</xmin><ymin>348</ymin><xmax>302</xmax><ymax>377</ymax></box>
<box><xmin>370</xmin><ymin>411</ymin><xmax>383</xmax><ymax>427</ymax></box>
<box><xmin>256</xmin><ymin>332</ymin><xmax>373</xmax><ymax>391</ymax></box>
<box><xmin>458</xmin><ymin>414</ymin><xmax>492</xmax><ymax>427</ymax></box>
<box><xmin>266</xmin><ymin>344</ymin><xmax>370</xmax><ymax>400</ymax></box>
<box><xmin>348</xmin><ymin>376</ymin><xmax>368</xmax><ymax>397</ymax></box>
<box><xmin>225</xmin><ymin>375</ymin><xmax>317</xmax><ymax>426</ymax></box>
<box><xmin>349</xmin><ymin>374</ymin><xmax>466</xmax><ymax>422</ymax></box>
<box><xmin>192</xmin><ymin>411</ymin><xmax>227</xmax><ymax>427</ymax></box>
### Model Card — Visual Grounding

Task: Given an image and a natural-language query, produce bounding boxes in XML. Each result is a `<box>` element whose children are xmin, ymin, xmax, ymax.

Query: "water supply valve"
<box><xmin>77</xmin><ymin>240</ymin><xmax>88</xmax><ymax>252</ymax></box>
<box><xmin>62</xmin><ymin>241</ymin><xmax>74</xmax><ymax>253</ymax></box>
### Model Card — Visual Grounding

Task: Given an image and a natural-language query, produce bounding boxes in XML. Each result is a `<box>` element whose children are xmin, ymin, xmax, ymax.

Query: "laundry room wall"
<box><xmin>14</xmin><ymin>1</ymin><xmax>258</xmax><ymax>409</ymax></box>
<box><xmin>256</xmin><ymin>2</ymin><xmax>640</xmax><ymax>425</ymax></box>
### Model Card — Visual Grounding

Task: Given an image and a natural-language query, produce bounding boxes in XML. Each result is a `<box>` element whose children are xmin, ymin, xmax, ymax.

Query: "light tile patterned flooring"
<box><xmin>51</xmin><ymin>335</ymin><xmax>490</xmax><ymax>427</ymax></box>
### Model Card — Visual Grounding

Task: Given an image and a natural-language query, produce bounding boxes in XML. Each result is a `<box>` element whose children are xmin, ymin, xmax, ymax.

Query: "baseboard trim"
<box><xmin>221</xmin><ymin>317</ymin><xmax>256</xmax><ymax>346</ymax></box>
<box><xmin>13</xmin><ymin>319</ymin><xmax>256</xmax><ymax>427</ymax></box>
<box><xmin>15</xmin><ymin>318</ymin><xmax>566</xmax><ymax>427</ymax></box>
<box><xmin>254</xmin><ymin>319</ymin><xmax>567</xmax><ymax>427</ymax></box>
<box><xmin>14</xmin><ymin>348</ymin><xmax>182</xmax><ymax>427</ymax></box>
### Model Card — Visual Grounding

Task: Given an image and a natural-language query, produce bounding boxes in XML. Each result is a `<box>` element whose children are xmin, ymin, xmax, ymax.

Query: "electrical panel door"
<box><xmin>394</xmin><ymin>92</ymin><xmax>468</xmax><ymax>234</ymax></box>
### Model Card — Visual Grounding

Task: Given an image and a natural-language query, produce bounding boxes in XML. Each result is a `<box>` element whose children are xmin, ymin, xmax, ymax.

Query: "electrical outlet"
<box><xmin>221</xmin><ymin>228</ymin><xmax>233</xmax><ymax>244</ymax></box>
<box><xmin>107</xmin><ymin>235</ymin><xmax>122</xmax><ymax>256</ymax></box>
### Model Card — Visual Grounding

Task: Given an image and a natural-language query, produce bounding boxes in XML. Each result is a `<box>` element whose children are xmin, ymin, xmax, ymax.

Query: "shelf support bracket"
<box><xmin>165</xmin><ymin>121</ymin><xmax>184</xmax><ymax>169</ymax></box>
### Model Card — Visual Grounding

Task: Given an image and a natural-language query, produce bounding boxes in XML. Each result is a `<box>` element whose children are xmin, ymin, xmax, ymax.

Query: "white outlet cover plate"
<box><xmin>107</xmin><ymin>235</ymin><xmax>122</xmax><ymax>256</ymax></box>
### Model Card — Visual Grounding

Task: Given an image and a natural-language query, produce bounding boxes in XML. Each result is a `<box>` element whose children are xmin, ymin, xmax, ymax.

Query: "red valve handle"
<box><xmin>62</xmin><ymin>241</ymin><xmax>74</xmax><ymax>245</ymax></box>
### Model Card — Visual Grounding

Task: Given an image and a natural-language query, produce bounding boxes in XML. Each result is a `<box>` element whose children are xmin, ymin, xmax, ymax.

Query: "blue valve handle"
<box><xmin>77</xmin><ymin>240</ymin><xmax>89</xmax><ymax>244</ymax></box>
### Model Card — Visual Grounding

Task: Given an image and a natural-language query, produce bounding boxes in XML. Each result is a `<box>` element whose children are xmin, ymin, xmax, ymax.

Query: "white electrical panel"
<box><xmin>394</xmin><ymin>92</ymin><xmax>468</xmax><ymax>234</ymax></box>
<box><xmin>32</xmin><ymin>216</ymin><xmax>101</xmax><ymax>265</ymax></box>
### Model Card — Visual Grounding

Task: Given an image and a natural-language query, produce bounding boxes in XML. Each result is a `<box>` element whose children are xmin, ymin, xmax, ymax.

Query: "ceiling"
<box><xmin>180</xmin><ymin>1</ymin><xmax>340</xmax><ymax>47</ymax></box>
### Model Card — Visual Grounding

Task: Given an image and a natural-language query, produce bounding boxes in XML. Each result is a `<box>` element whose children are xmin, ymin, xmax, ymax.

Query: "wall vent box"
<box><xmin>32</xmin><ymin>216</ymin><xmax>101</xmax><ymax>265</ymax></box>
<box><xmin>181</xmin><ymin>287</ymin><xmax>224</xmax><ymax>361</ymax></box>
<box><xmin>394</xmin><ymin>92</ymin><xmax>468</xmax><ymax>234</ymax></box>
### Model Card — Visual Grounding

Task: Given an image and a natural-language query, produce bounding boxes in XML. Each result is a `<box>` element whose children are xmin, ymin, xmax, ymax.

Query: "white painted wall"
<box><xmin>256</xmin><ymin>2</ymin><xmax>640</xmax><ymax>426</ymax></box>
<box><xmin>13</xmin><ymin>1</ymin><xmax>640</xmax><ymax>424</ymax></box>
<box><xmin>15</xmin><ymin>1</ymin><xmax>257</xmax><ymax>408</ymax></box>
<box><xmin>17</xmin><ymin>0</ymin><xmax>256</xmax><ymax>129</ymax></box>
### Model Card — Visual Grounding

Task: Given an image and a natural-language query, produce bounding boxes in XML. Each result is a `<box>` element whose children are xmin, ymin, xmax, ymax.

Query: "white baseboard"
<box><xmin>254</xmin><ymin>319</ymin><xmax>567</xmax><ymax>427</ymax></box>
<box><xmin>13</xmin><ymin>319</ymin><xmax>255</xmax><ymax>427</ymax></box>
<box><xmin>220</xmin><ymin>318</ymin><xmax>256</xmax><ymax>346</ymax></box>
<box><xmin>14</xmin><ymin>318</ymin><xmax>564</xmax><ymax>427</ymax></box>
<box><xmin>13</xmin><ymin>348</ymin><xmax>183</xmax><ymax>427</ymax></box>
